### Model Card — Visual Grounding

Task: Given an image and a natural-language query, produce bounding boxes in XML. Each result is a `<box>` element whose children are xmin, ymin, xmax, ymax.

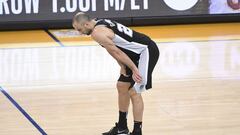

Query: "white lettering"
<box><xmin>131</xmin><ymin>0</ymin><xmax>140</xmax><ymax>10</ymax></box>
<box><xmin>0</xmin><ymin>0</ymin><xmax>39</xmax><ymax>15</ymax></box>
<box><xmin>11</xmin><ymin>0</ymin><xmax>22</xmax><ymax>14</ymax></box>
<box><xmin>79</xmin><ymin>0</ymin><xmax>90</xmax><ymax>12</ymax></box>
<box><xmin>66</xmin><ymin>0</ymin><xmax>77</xmax><ymax>12</ymax></box>
<box><xmin>54</xmin><ymin>0</ymin><xmax>96</xmax><ymax>13</ymax></box>
<box><xmin>120</xmin><ymin>0</ymin><xmax>125</xmax><ymax>10</ymax></box>
<box><xmin>143</xmin><ymin>0</ymin><xmax>148</xmax><ymax>9</ymax></box>
<box><xmin>25</xmin><ymin>0</ymin><xmax>39</xmax><ymax>14</ymax></box>
<box><xmin>104</xmin><ymin>0</ymin><xmax>147</xmax><ymax>11</ymax></box>
<box><xmin>104</xmin><ymin>0</ymin><xmax>120</xmax><ymax>11</ymax></box>
<box><xmin>0</xmin><ymin>0</ymin><xmax>10</xmax><ymax>14</ymax></box>
<box><xmin>52</xmin><ymin>0</ymin><xmax>57</xmax><ymax>13</ymax></box>
<box><xmin>91</xmin><ymin>0</ymin><xmax>96</xmax><ymax>11</ymax></box>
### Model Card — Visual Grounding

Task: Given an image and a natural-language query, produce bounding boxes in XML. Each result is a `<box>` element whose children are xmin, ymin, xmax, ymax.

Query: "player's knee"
<box><xmin>129</xmin><ymin>89</ymin><xmax>141</xmax><ymax>99</ymax></box>
<box><xmin>130</xmin><ymin>94</ymin><xmax>143</xmax><ymax>105</ymax></box>
<box><xmin>117</xmin><ymin>81</ymin><xmax>129</xmax><ymax>89</ymax></box>
<box><xmin>117</xmin><ymin>82</ymin><xmax>130</xmax><ymax>94</ymax></box>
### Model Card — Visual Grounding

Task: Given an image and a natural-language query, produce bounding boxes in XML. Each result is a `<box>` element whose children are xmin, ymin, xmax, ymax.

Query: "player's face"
<box><xmin>73</xmin><ymin>22</ymin><xmax>92</xmax><ymax>35</ymax></box>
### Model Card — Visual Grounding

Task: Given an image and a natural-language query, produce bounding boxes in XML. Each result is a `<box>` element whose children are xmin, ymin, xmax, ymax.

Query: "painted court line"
<box><xmin>0</xmin><ymin>86</ymin><xmax>47</xmax><ymax>135</ymax></box>
<box><xmin>44</xmin><ymin>29</ymin><xmax>64</xmax><ymax>47</ymax></box>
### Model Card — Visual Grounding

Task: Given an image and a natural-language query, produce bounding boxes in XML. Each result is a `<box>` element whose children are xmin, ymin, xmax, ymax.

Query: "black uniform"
<box><xmin>95</xmin><ymin>19</ymin><xmax>159</xmax><ymax>92</ymax></box>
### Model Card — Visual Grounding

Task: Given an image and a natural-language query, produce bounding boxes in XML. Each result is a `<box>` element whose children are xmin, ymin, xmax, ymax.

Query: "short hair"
<box><xmin>73</xmin><ymin>12</ymin><xmax>92</xmax><ymax>25</ymax></box>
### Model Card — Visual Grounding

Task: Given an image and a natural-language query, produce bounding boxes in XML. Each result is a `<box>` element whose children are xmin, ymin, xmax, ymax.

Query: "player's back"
<box><xmin>95</xmin><ymin>19</ymin><xmax>153</xmax><ymax>55</ymax></box>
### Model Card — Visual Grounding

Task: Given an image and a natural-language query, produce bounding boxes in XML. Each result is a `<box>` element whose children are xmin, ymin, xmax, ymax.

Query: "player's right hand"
<box><xmin>132</xmin><ymin>69</ymin><xmax>142</xmax><ymax>83</ymax></box>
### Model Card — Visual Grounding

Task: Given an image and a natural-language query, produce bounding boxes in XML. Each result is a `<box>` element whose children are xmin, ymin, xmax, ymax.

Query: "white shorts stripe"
<box><xmin>133</xmin><ymin>48</ymin><xmax>149</xmax><ymax>93</ymax></box>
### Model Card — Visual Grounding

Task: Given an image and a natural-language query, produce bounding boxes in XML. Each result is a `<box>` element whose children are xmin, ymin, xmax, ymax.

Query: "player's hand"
<box><xmin>132</xmin><ymin>69</ymin><xmax>142</xmax><ymax>83</ymax></box>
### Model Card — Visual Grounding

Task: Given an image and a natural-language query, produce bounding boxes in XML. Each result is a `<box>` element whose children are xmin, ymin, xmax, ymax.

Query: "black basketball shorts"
<box><xmin>118</xmin><ymin>41</ymin><xmax>159</xmax><ymax>92</ymax></box>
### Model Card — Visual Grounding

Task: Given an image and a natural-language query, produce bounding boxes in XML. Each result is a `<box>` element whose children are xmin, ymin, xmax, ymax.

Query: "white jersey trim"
<box><xmin>133</xmin><ymin>47</ymin><xmax>149</xmax><ymax>93</ymax></box>
<box><xmin>113</xmin><ymin>34</ymin><xmax>147</xmax><ymax>54</ymax></box>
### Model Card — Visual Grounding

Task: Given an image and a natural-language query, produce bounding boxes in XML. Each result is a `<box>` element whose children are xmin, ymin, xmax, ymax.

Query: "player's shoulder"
<box><xmin>95</xmin><ymin>19</ymin><xmax>109</xmax><ymax>26</ymax></box>
<box><xmin>91</xmin><ymin>26</ymin><xmax>114</xmax><ymax>40</ymax></box>
<box><xmin>92</xmin><ymin>25</ymin><xmax>107</xmax><ymax>35</ymax></box>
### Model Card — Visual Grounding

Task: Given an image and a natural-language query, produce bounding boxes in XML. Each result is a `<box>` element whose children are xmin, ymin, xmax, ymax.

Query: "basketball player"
<box><xmin>72</xmin><ymin>12</ymin><xmax>159</xmax><ymax>135</ymax></box>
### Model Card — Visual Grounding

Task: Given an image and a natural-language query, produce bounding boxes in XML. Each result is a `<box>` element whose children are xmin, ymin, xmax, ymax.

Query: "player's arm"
<box><xmin>117</xmin><ymin>60</ymin><xmax>128</xmax><ymax>76</ymax></box>
<box><xmin>117</xmin><ymin>60</ymin><xmax>124</xmax><ymax>67</ymax></box>
<box><xmin>91</xmin><ymin>26</ymin><xmax>142</xmax><ymax>83</ymax></box>
<box><xmin>117</xmin><ymin>60</ymin><xmax>125</xmax><ymax>71</ymax></box>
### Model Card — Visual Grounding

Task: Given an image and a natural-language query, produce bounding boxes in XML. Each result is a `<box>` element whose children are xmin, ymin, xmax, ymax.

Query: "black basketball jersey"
<box><xmin>95</xmin><ymin>19</ymin><xmax>152</xmax><ymax>55</ymax></box>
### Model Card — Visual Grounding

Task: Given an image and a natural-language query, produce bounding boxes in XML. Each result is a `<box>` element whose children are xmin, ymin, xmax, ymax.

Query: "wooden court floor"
<box><xmin>0</xmin><ymin>23</ymin><xmax>240</xmax><ymax>135</ymax></box>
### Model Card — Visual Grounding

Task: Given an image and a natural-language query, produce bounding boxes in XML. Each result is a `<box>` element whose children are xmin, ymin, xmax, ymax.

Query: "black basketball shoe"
<box><xmin>102</xmin><ymin>123</ymin><xmax>129</xmax><ymax>135</ymax></box>
<box><xmin>130</xmin><ymin>130</ymin><xmax>142</xmax><ymax>135</ymax></box>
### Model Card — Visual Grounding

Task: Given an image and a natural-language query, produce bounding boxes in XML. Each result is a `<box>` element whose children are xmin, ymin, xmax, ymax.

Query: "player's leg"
<box><xmin>129</xmin><ymin>88</ymin><xmax>144</xmax><ymax>135</ymax></box>
<box><xmin>117</xmin><ymin>81</ymin><xmax>131</xmax><ymax>112</ymax></box>
<box><xmin>117</xmin><ymin>81</ymin><xmax>131</xmax><ymax>130</ymax></box>
<box><xmin>102</xmin><ymin>76</ymin><xmax>132</xmax><ymax>135</ymax></box>
<box><xmin>130</xmin><ymin>41</ymin><xmax>159</xmax><ymax>135</ymax></box>
<box><xmin>127</xmin><ymin>48</ymin><xmax>148</xmax><ymax>135</ymax></box>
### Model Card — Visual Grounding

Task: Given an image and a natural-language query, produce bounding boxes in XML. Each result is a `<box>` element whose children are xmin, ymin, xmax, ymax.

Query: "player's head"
<box><xmin>72</xmin><ymin>12</ymin><xmax>94</xmax><ymax>35</ymax></box>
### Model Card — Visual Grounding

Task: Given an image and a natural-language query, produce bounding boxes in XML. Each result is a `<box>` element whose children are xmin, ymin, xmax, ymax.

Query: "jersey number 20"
<box><xmin>117</xmin><ymin>23</ymin><xmax>133</xmax><ymax>37</ymax></box>
<box><xmin>105</xmin><ymin>19</ymin><xmax>133</xmax><ymax>37</ymax></box>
